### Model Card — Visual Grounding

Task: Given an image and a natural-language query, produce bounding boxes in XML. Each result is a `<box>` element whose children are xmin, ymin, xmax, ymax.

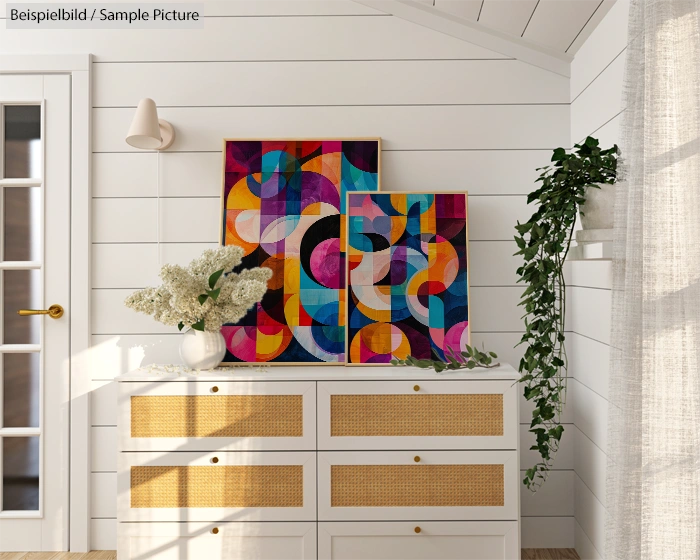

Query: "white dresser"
<box><xmin>116</xmin><ymin>365</ymin><xmax>520</xmax><ymax>560</ymax></box>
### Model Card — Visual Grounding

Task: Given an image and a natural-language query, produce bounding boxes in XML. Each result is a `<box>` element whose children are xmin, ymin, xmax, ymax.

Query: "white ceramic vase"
<box><xmin>580</xmin><ymin>182</ymin><xmax>614</xmax><ymax>230</ymax></box>
<box><xmin>179</xmin><ymin>329</ymin><xmax>226</xmax><ymax>370</ymax></box>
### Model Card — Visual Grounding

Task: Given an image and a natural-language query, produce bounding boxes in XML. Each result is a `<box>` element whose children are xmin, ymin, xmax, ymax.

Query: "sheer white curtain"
<box><xmin>606</xmin><ymin>0</ymin><xmax>700</xmax><ymax>558</ymax></box>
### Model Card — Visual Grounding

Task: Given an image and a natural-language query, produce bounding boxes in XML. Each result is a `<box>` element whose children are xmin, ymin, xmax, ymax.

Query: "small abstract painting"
<box><xmin>221</xmin><ymin>139</ymin><xmax>380</xmax><ymax>364</ymax></box>
<box><xmin>347</xmin><ymin>192</ymin><xmax>470</xmax><ymax>365</ymax></box>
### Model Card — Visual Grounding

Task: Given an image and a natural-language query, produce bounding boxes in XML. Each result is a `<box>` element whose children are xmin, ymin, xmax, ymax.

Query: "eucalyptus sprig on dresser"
<box><xmin>515</xmin><ymin>137</ymin><xmax>618</xmax><ymax>491</ymax></box>
<box><xmin>391</xmin><ymin>345</ymin><xmax>500</xmax><ymax>372</ymax></box>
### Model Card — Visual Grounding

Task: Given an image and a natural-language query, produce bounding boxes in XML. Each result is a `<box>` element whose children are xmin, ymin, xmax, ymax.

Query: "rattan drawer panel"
<box><xmin>330</xmin><ymin>394</ymin><xmax>503</xmax><ymax>437</ymax></box>
<box><xmin>131</xmin><ymin>465</ymin><xmax>303</xmax><ymax>508</ymax></box>
<box><xmin>330</xmin><ymin>464</ymin><xmax>504</xmax><ymax>508</ymax></box>
<box><xmin>131</xmin><ymin>394</ymin><xmax>303</xmax><ymax>438</ymax></box>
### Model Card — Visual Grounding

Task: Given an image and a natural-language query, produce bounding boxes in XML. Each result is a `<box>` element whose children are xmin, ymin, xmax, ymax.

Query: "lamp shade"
<box><xmin>125</xmin><ymin>98</ymin><xmax>174</xmax><ymax>150</ymax></box>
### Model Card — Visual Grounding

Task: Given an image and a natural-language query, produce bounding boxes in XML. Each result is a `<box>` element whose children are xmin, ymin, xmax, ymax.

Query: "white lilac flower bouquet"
<box><xmin>124</xmin><ymin>246</ymin><xmax>271</xmax><ymax>333</ymax></box>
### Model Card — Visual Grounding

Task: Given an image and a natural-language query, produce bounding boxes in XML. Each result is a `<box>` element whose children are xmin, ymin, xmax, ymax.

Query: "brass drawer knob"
<box><xmin>211</xmin><ymin>457</ymin><xmax>219</xmax><ymax>464</ymax></box>
<box><xmin>414</xmin><ymin>527</ymin><xmax>421</xmax><ymax>534</ymax></box>
<box><xmin>413</xmin><ymin>385</ymin><xmax>420</xmax><ymax>392</ymax></box>
<box><xmin>212</xmin><ymin>527</ymin><xmax>219</xmax><ymax>535</ymax></box>
<box><xmin>414</xmin><ymin>456</ymin><xmax>420</xmax><ymax>463</ymax></box>
<box><xmin>212</xmin><ymin>386</ymin><xmax>219</xmax><ymax>393</ymax></box>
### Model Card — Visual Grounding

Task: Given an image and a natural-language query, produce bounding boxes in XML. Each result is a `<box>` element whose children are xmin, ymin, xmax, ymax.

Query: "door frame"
<box><xmin>0</xmin><ymin>54</ymin><xmax>92</xmax><ymax>552</ymax></box>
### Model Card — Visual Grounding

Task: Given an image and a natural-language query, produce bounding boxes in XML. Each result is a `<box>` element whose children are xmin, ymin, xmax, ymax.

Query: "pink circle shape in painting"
<box><xmin>310</xmin><ymin>238</ymin><xmax>341</xmax><ymax>289</ymax></box>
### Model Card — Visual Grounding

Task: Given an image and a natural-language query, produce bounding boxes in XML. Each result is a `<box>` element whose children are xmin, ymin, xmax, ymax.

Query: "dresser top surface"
<box><xmin>116</xmin><ymin>363</ymin><xmax>519</xmax><ymax>382</ymax></box>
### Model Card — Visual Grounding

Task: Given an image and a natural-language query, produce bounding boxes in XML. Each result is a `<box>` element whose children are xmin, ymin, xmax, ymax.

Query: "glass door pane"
<box><xmin>3</xmin><ymin>105</ymin><xmax>41</xmax><ymax>179</ymax></box>
<box><xmin>2</xmin><ymin>437</ymin><xmax>39</xmax><ymax>510</ymax></box>
<box><xmin>0</xmin><ymin>102</ymin><xmax>43</xmax><ymax>514</ymax></box>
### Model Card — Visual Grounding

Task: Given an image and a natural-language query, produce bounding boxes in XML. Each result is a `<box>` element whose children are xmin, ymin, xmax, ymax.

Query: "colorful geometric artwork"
<box><xmin>346</xmin><ymin>192</ymin><xmax>470</xmax><ymax>365</ymax></box>
<box><xmin>221</xmin><ymin>139</ymin><xmax>380</xmax><ymax>364</ymax></box>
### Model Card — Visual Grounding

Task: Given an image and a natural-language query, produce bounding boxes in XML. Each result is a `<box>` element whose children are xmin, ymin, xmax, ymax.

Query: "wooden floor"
<box><xmin>0</xmin><ymin>549</ymin><xmax>580</xmax><ymax>559</ymax></box>
<box><xmin>522</xmin><ymin>550</ymin><xmax>580</xmax><ymax>560</ymax></box>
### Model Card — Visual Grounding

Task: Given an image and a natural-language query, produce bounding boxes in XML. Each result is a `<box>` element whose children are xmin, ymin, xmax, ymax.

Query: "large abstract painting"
<box><xmin>347</xmin><ymin>192</ymin><xmax>470</xmax><ymax>365</ymax></box>
<box><xmin>221</xmin><ymin>139</ymin><xmax>380</xmax><ymax>364</ymax></box>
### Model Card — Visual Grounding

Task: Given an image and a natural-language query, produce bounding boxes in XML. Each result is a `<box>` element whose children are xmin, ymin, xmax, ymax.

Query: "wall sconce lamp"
<box><xmin>125</xmin><ymin>98</ymin><xmax>175</xmax><ymax>150</ymax></box>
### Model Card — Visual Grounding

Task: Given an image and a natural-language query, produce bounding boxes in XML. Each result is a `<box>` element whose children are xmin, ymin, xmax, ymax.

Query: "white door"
<box><xmin>0</xmin><ymin>74</ymin><xmax>71</xmax><ymax>551</ymax></box>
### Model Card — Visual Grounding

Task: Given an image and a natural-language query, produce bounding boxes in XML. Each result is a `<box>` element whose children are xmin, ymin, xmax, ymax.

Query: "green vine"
<box><xmin>516</xmin><ymin>137</ymin><xmax>618</xmax><ymax>491</ymax></box>
<box><xmin>391</xmin><ymin>344</ymin><xmax>500</xmax><ymax>372</ymax></box>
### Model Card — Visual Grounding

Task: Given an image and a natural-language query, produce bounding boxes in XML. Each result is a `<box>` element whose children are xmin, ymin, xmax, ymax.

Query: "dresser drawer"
<box><xmin>318</xmin><ymin>451</ymin><xmax>518</xmax><ymax>521</ymax></box>
<box><xmin>318</xmin><ymin>381</ymin><xmax>517</xmax><ymax>450</ymax></box>
<box><xmin>119</xmin><ymin>381</ymin><xmax>315</xmax><ymax>451</ymax></box>
<box><xmin>118</xmin><ymin>451</ymin><xmax>316</xmax><ymax>522</ymax></box>
<box><xmin>319</xmin><ymin>522</ymin><xmax>519</xmax><ymax>560</ymax></box>
<box><xmin>118</xmin><ymin>522</ymin><xmax>317</xmax><ymax>560</ymax></box>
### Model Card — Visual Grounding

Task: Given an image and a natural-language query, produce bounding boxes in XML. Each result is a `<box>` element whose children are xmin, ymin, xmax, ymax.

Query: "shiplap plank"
<box><xmin>523</xmin><ymin>0</ymin><xmax>601</xmax><ymax>52</ymax></box>
<box><xmin>1</xmin><ymin>17</ymin><xmax>505</xmax><ymax>62</ymax></box>
<box><xmin>92</xmin><ymin>244</ymin><xmax>158</xmax><ymax>288</ymax></box>
<box><xmin>521</xmin><ymin>424</ymin><xmax>574</xmax><ymax>470</ymax></box>
<box><xmin>522</xmin><ymin>516</ymin><xmax>575</xmax><ymax>548</ymax></box>
<box><xmin>92</xmin><ymin>243</ymin><xmax>218</xmax><ymax>289</ymax></box>
<box><xmin>94</xmin><ymin>60</ymin><xmax>568</xmax><ymax>107</ymax></box>
<box><xmin>575</xmin><ymin>519</ymin><xmax>603</xmax><ymax>560</ymax></box>
<box><xmin>91</xmin><ymin>380</ymin><xmax>117</xmax><ymax>426</ymax></box>
<box><xmin>91</xmin><ymin>427</ymin><xmax>117</xmax><ymax>472</ymax></box>
<box><xmin>93</xmin><ymin>152</ymin><xmax>222</xmax><ymax>198</ymax></box>
<box><xmin>91</xmin><ymin>519</ymin><xmax>117</xmax><ymax>551</ymax></box>
<box><xmin>566</xmin><ymin>259</ymin><xmax>612</xmax><ymax>290</ymax></box>
<box><xmin>433</xmin><ymin>0</ymin><xmax>482</xmax><ymax>21</ymax></box>
<box><xmin>575</xmin><ymin>475</ymin><xmax>606</xmax><ymax>556</ymax></box>
<box><xmin>91</xmin><ymin>289</ymin><xmax>179</xmax><ymax>335</ymax></box>
<box><xmin>570</xmin><ymin>0</ymin><xmax>629</xmax><ymax>100</ymax></box>
<box><xmin>479</xmin><ymin>0</ymin><xmax>538</xmax><ymax>36</ymax></box>
<box><xmin>571</xmin><ymin>53</ymin><xmax>625</xmax><ymax>144</ymax></box>
<box><xmin>92</xmin><ymin>153</ymin><xmax>157</xmax><ymax>198</ymax></box>
<box><xmin>384</xmin><ymin>149</ymin><xmax>548</xmax><ymax>195</ymax></box>
<box><xmin>520</xmin><ymin>470</ymin><xmax>575</xmax><ymax>517</ymax></box>
<box><xmin>93</xmin><ymin>105</ymin><xmax>569</xmax><ymax>152</ymax></box>
<box><xmin>470</xmin><ymin>286</ymin><xmax>522</xmax><ymax>332</ymax></box>
<box><xmin>92</xmin><ymin>150</ymin><xmax>551</xmax><ymax>197</ymax></box>
<box><xmin>470</xmin><ymin>241</ymin><xmax>520</xmax><ymax>286</ymax></box>
<box><xmin>569</xmin><ymin>332</ymin><xmax>610</xmax><ymax>400</ymax></box>
<box><xmin>89</xmin><ymin>334</ymin><xmax>183</xmax><ymax>380</ymax></box>
<box><xmin>571</xmin><ymin>379</ymin><xmax>608</xmax><ymax>452</ymax></box>
<box><xmin>92</xmin><ymin>199</ymin><xmax>157</xmax><ymax>243</ymax></box>
<box><xmin>90</xmin><ymin>195</ymin><xmax>527</xmax><ymax>242</ymax></box>
<box><xmin>159</xmin><ymin>152</ymin><xmax>222</xmax><ymax>197</ymax></box>
<box><xmin>569</xmin><ymin>286</ymin><xmax>611</xmax><ymax>344</ymax></box>
<box><xmin>159</xmin><ymin>198</ymin><xmax>221</xmax><ymax>242</ymax></box>
<box><xmin>574</xmin><ymin>427</ymin><xmax>606</xmax><ymax>507</ymax></box>
<box><xmin>466</xmin><ymin>196</ymin><xmax>530</xmax><ymax>241</ymax></box>
<box><xmin>91</xmin><ymin>473</ymin><xmax>117</xmax><ymax>518</ymax></box>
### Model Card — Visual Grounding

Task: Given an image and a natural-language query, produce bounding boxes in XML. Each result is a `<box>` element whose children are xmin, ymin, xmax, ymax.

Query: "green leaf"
<box><xmin>198</xmin><ymin>294</ymin><xmax>209</xmax><ymax>305</ymax></box>
<box><xmin>208</xmin><ymin>268</ymin><xmax>225</xmax><ymax>289</ymax></box>
<box><xmin>177</xmin><ymin>322</ymin><xmax>185</xmax><ymax>332</ymax></box>
<box><xmin>390</xmin><ymin>359</ymin><xmax>398</xmax><ymax>366</ymax></box>
<box><xmin>191</xmin><ymin>319</ymin><xmax>205</xmax><ymax>331</ymax></box>
<box><xmin>207</xmin><ymin>287</ymin><xmax>222</xmax><ymax>301</ymax></box>
<box><xmin>488</xmin><ymin>351</ymin><xmax>498</xmax><ymax>358</ymax></box>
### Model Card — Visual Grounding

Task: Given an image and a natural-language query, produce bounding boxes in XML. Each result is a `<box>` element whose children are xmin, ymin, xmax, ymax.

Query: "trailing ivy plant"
<box><xmin>516</xmin><ymin>137</ymin><xmax>618</xmax><ymax>491</ymax></box>
<box><xmin>391</xmin><ymin>344</ymin><xmax>500</xmax><ymax>372</ymax></box>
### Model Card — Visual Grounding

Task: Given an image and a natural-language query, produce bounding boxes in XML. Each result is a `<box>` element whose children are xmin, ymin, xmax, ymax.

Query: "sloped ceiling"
<box><xmin>356</xmin><ymin>0</ymin><xmax>616</xmax><ymax>76</ymax></box>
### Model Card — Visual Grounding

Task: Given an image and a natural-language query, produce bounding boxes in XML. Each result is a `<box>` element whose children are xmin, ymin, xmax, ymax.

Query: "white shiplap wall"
<box><xmin>569</xmin><ymin>1</ymin><xmax>629</xmax><ymax>558</ymax></box>
<box><xmin>1</xmin><ymin>1</ymin><xmax>572</xmax><ymax>549</ymax></box>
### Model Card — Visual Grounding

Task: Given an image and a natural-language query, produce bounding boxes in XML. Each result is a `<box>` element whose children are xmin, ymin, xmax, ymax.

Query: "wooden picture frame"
<box><xmin>219</xmin><ymin>138</ymin><xmax>381</xmax><ymax>365</ymax></box>
<box><xmin>345</xmin><ymin>191</ymin><xmax>470</xmax><ymax>366</ymax></box>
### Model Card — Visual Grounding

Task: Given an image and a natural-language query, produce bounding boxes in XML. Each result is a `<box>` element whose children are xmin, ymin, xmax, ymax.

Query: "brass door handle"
<box><xmin>18</xmin><ymin>304</ymin><xmax>64</xmax><ymax>319</ymax></box>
